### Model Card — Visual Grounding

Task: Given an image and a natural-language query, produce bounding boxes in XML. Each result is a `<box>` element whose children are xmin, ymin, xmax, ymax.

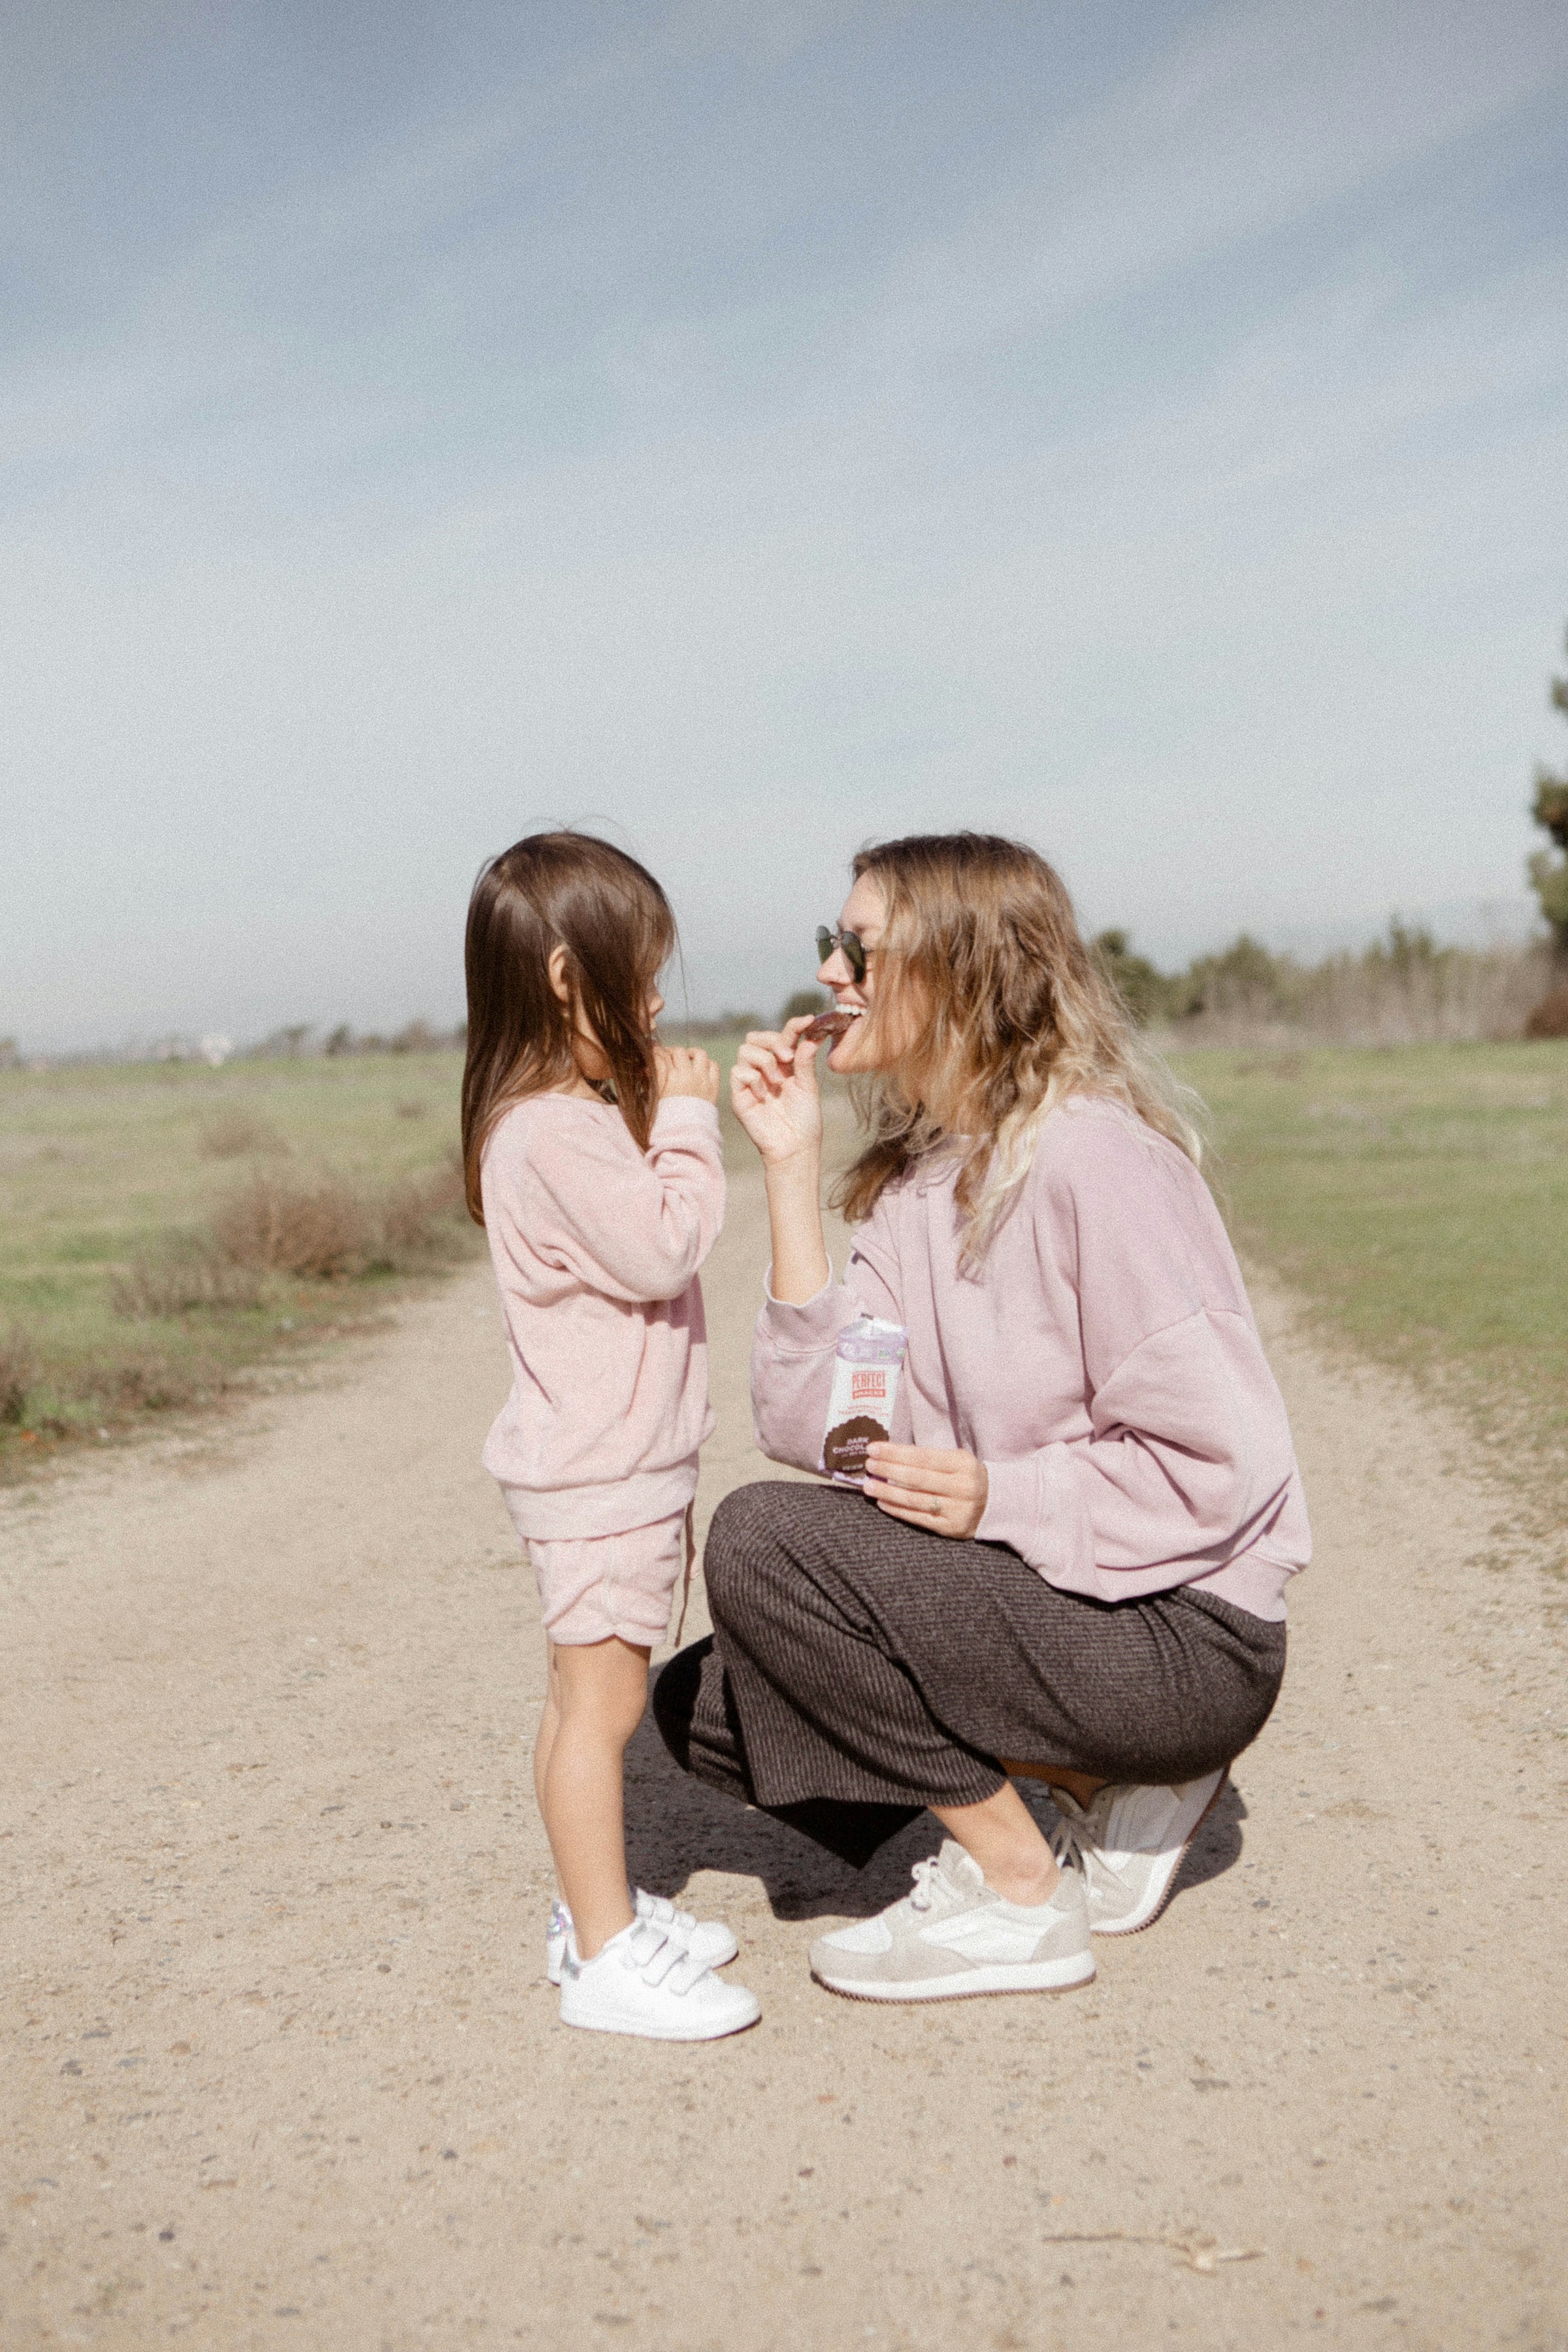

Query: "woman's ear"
<box><xmin>547</xmin><ymin>944</ymin><xmax>572</xmax><ymax>1008</ymax></box>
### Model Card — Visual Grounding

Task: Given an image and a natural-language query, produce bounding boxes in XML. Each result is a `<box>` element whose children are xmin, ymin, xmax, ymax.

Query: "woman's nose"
<box><xmin>819</xmin><ymin>948</ymin><xmax>851</xmax><ymax>986</ymax></box>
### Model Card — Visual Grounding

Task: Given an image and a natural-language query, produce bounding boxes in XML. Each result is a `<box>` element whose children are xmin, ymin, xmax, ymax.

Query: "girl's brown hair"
<box><xmin>834</xmin><ymin>832</ymin><xmax>1203</xmax><ymax>1254</ymax></box>
<box><xmin>461</xmin><ymin>832</ymin><xmax>675</xmax><ymax>1223</ymax></box>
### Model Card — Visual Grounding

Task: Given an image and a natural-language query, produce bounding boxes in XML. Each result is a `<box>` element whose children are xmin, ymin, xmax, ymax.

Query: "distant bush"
<box><xmin>112</xmin><ymin>1243</ymin><xmax>265</xmax><ymax>1320</ymax></box>
<box><xmin>1525</xmin><ymin>983</ymin><xmax>1568</xmax><ymax>1039</ymax></box>
<box><xmin>1094</xmin><ymin>923</ymin><xmax>1554</xmax><ymax>1045</ymax></box>
<box><xmin>1091</xmin><ymin>932</ymin><xmax>1168</xmax><ymax>1026</ymax></box>
<box><xmin>209</xmin><ymin>1156</ymin><xmax>472</xmax><ymax>1283</ymax></box>
<box><xmin>781</xmin><ymin>988</ymin><xmax>830</xmax><ymax>1024</ymax></box>
<box><xmin>84</xmin><ymin>1353</ymin><xmax>204</xmax><ymax>1413</ymax></box>
<box><xmin>199</xmin><ymin>1111</ymin><xmax>289</xmax><ymax>1160</ymax></box>
<box><xmin>0</xmin><ymin>1326</ymin><xmax>36</xmax><ymax>1424</ymax></box>
<box><xmin>214</xmin><ymin>1172</ymin><xmax>371</xmax><ymax>1279</ymax></box>
<box><xmin>377</xmin><ymin>1157</ymin><xmax>469</xmax><ymax>1266</ymax></box>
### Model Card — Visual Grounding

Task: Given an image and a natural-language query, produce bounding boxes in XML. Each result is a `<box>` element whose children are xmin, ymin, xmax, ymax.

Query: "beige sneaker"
<box><xmin>1049</xmin><ymin>1769</ymin><xmax>1228</xmax><ymax>1936</ymax></box>
<box><xmin>809</xmin><ymin>1840</ymin><xmax>1094</xmax><ymax>2002</ymax></box>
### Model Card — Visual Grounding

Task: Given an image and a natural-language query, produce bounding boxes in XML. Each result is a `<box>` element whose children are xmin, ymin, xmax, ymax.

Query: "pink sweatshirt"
<box><xmin>480</xmin><ymin>1094</ymin><xmax>723</xmax><ymax>1538</ymax></box>
<box><xmin>753</xmin><ymin>1096</ymin><xmax>1309</xmax><ymax>1620</ymax></box>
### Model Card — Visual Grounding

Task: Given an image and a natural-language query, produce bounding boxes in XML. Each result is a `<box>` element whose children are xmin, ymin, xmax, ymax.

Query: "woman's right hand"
<box><xmin>730</xmin><ymin>1018</ymin><xmax>824</xmax><ymax>1166</ymax></box>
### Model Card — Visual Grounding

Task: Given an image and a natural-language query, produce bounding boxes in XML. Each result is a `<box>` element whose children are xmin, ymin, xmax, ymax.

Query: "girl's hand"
<box><xmin>863</xmin><ymin>1445</ymin><xmax>989</xmax><ymax>1540</ymax></box>
<box><xmin>729</xmin><ymin>1018</ymin><xmax>824</xmax><ymax>1166</ymax></box>
<box><xmin>657</xmin><ymin>1046</ymin><xmax>721</xmax><ymax>1105</ymax></box>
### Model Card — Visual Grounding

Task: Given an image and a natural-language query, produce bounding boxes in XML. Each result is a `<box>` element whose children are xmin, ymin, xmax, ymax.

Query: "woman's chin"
<box><xmin>827</xmin><ymin>1024</ymin><xmax>872</xmax><ymax>1073</ymax></box>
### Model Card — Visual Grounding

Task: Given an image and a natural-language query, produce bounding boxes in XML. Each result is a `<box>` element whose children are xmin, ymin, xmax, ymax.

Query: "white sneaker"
<box><xmin>559</xmin><ymin>1919</ymin><xmax>760</xmax><ymax>2042</ymax></box>
<box><xmin>1047</xmin><ymin>1769</ymin><xmax>1228</xmax><ymax>1936</ymax></box>
<box><xmin>546</xmin><ymin>1891</ymin><xmax>739</xmax><ymax>1985</ymax></box>
<box><xmin>809</xmin><ymin>1840</ymin><xmax>1094</xmax><ymax>2002</ymax></box>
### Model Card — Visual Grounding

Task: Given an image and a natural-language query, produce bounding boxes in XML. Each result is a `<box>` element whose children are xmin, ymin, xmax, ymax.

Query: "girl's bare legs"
<box><xmin>534</xmin><ymin>1641</ymin><xmax>563</xmax><ymax>1814</ymax></box>
<box><xmin>536</xmin><ymin>1636</ymin><xmax>651</xmax><ymax>1959</ymax></box>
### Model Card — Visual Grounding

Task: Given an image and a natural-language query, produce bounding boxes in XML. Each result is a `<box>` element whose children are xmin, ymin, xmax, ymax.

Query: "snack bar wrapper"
<box><xmin>822</xmin><ymin>1316</ymin><xmax>909</xmax><ymax>1486</ymax></box>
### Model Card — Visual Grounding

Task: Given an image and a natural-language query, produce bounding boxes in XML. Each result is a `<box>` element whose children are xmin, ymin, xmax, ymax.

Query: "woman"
<box><xmin>653</xmin><ymin>833</ymin><xmax>1309</xmax><ymax>2002</ymax></box>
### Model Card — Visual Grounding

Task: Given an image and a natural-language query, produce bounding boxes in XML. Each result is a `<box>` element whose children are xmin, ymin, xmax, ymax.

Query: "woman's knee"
<box><xmin>703</xmin><ymin>1482</ymin><xmax>799</xmax><ymax>1622</ymax></box>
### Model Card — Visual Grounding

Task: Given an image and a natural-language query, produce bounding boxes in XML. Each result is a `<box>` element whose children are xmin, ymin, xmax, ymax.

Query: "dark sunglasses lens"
<box><xmin>815</xmin><ymin>928</ymin><xmax>834</xmax><ymax>963</ymax></box>
<box><xmin>841</xmin><ymin>931</ymin><xmax>866</xmax><ymax>980</ymax></box>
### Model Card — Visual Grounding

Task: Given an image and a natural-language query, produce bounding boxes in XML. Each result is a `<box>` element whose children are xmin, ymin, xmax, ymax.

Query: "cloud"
<box><xmin>3</xmin><ymin>0</ymin><xmax>1566</xmax><ymax>1045</ymax></box>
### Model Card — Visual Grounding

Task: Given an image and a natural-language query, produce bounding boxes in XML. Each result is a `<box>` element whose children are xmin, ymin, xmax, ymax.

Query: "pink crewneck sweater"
<box><xmin>753</xmin><ymin>1096</ymin><xmax>1309</xmax><ymax>1620</ymax></box>
<box><xmin>480</xmin><ymin>1093</ymin><xmax>723</xmax><ymax>1538</ymax></box>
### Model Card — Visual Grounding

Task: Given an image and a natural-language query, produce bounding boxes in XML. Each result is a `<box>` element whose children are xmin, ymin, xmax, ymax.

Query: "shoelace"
<box><xmin>618</xmin><ymin>1919</ymin><xmax>710</xmax><ymax>1996</ymax></box>
<box><xmin>1039</xmin><ymin>1810</ymin><xmax>1085</xmax><ymax>1874</ymax></box>
<box><xmin>906</xmin><ymin>1855</ymin><xmax>962</xmax><ymax>1914</ymax></box>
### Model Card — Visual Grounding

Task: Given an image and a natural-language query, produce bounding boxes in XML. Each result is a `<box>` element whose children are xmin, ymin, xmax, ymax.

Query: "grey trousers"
<box><xmin>653</xmin><ymin>1480</ymin><xmax>1286</xmax><ymax>1867</ymax></box>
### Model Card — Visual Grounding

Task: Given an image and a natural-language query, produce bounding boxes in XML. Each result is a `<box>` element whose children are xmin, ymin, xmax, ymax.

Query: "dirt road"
<box><xmin>3</xmin><ymin>1158</ymin><xmax>1565</xmax><ymax>2351</ymax></box>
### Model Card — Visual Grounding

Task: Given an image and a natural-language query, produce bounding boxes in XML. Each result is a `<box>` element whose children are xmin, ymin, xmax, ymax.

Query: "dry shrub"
<box><xmin>1524</xmin><ymin>983</ymin><xmax>1568</xmax><ymax>1039</ymax></box>
<box><xmin>84</xmin><ymin>1355</ymin><xmax>203</xmax><ymax>1413</ymax></box>
<box><xmin>214</xmin><ymin>1171</ymin><xmax>370</xmax><ymax>1278</ymax></box>
<box><xmin>112</xmin><ymin>1243</ymin><xmax>264</xmax><ymax>1320</ymax></box>
<box><xmin>394</xmin><ymin>1099</ymin><xmax>427</xmax><ymax>1120</ymax></box>
<box><xmin>199</xmin><ymin>1111</ymin><xmax>289</xmax><ymax>1160</ymax></box>
<box><xmin>0</xmin><ymin>1326</ymin><xmax>36</xmax><ymax>1424</ymax></box>
<box><xmin>1166</xmin><ymin>940</ymin><xmax>1558</xmax><ymax>1050</ymax></box>
<box><xmin>377</xmin><ymin>1158</ymin><xmax>470</xmax><ymax>1264</ymax></box>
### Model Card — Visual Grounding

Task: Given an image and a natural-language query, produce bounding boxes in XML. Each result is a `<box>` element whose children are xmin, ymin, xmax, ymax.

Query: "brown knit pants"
<box><xmin>653</xmin><ymin>1480</ymin><xmax>1286</xmax><ymax>1867</ymax></box>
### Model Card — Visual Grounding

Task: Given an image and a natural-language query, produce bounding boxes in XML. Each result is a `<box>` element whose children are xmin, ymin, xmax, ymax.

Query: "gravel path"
<box><xmin>3</xmin><ymin>1158</ymin><xmax>1565</xmax><ymax>2351</ymax></box>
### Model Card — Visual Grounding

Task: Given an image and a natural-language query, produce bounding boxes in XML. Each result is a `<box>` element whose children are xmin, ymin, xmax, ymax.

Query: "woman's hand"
<box><xmin>657</xmin><ymin>1046</ymin><xmax>721</xmax><ymax>1105</ymax></box>
<box><xmin>864</xmin><ymin>1444</ymin><xmax>989</xmax><ymax>1540</ymax></box>
<box><xmin>729</xmin><ymin>1018</ymin><xmax>824</xmax><ymax>1167</ymax></box>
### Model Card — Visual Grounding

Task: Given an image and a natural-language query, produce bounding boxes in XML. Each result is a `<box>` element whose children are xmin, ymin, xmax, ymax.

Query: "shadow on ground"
<box><xmin>625</xmin><ymin>1715</ymin><xmax>1250</xmax><ymax>1925</ymax></box>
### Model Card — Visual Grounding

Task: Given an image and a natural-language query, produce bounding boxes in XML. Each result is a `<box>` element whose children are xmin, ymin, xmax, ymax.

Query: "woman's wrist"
<box><xmin>762</xmin><ymin>1155</ymin><xmax>830</xmax><ymax>1301</ymax></box>
<box><xmin>761</xmin><ymin>1144</ymin><xmax>822</xmax><ymax>1188</ymax></box>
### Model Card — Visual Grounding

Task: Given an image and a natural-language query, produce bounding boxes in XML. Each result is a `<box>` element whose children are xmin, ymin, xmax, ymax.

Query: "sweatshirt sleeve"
<box><xmin>976</xmin><ymin>1117</ymin><xmax>1304</xmax><ymax>1588</ymax></box>
<box><xmin>506</xmin><ymin>1098</ymin><xmax>725</xmax><ymax>1305</ymax></box>
<box><xmin>750</xmin><ymin>1222</ymin><xmax>907</xmax><ymax>1473</ymax></box>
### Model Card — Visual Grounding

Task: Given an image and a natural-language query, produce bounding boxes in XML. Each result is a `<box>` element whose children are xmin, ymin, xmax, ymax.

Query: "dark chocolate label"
<box><xmin>823</xmin><ymin>1413</ymin><xmax>889</xmax><ymax>1478</ymax></box>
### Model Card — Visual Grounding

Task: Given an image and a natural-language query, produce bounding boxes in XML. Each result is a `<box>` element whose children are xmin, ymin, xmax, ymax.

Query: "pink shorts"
<box><xmin>525</xmin><ymin>1507</ymin><xmax>691</xmax><ymax>1648</ymax></box>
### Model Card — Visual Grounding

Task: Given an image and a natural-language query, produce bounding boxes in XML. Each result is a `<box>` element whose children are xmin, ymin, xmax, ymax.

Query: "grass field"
<box><xmin>1177</xmin><ymin>1037</ymin><xmax>1568</xmax><ymax>1563</ymax></box>
<box><xmin>0</xmin><ymin>1051</ymin><xmax>478</xmax><ymax>1471</ymax></box>
<box><xmin>4</xmin><ymin>1038</ymin><xmax>1564</xmax><ymax>1558</ymax></box>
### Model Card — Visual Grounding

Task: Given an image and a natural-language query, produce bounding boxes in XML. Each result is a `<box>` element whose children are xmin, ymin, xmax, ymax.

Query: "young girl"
<box><xmin>462</xmin><ymin>832</ymin><xmax>759</xmax><ymax>2041</ymax></box>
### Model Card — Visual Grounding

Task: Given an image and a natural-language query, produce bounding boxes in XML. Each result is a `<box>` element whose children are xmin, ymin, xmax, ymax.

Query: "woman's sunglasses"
<box><xmin>815</xmin><ymin>925</ymin><xmax>868</xmax><ymax>983</ymax></box>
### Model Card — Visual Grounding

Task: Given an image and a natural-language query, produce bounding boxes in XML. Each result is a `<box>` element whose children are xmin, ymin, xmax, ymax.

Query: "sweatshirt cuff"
<box><xmin>650</xmin><ymin>1096</ymin><xmax>721</xmax><ymax>1140</ymax></box>
<box><xmin>760</xmin><ymin>1271</ymin><xmax>857</xmax><ymax>1351</ymax></box>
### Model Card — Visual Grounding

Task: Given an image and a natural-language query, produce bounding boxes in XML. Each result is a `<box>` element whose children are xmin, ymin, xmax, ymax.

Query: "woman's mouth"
<box><xmin>802</xmin><ymin>1004</ymin><xmax>867</xmax><ymax>1044</ymax></box>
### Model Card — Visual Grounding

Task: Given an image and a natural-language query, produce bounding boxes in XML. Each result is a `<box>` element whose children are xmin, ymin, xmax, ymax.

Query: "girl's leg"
<box><xmin>538</xmin><ymin>1636</ymin><xmax>651</xmax><ymax>1959</ymax></box>
<box><xmin>534</xmin><ymin>1640</ymin><xmax>563</xmax><ymax>1818</ymax></box>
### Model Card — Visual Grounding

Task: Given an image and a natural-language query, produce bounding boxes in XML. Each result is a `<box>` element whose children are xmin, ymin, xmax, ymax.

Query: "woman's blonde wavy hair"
<box><xmin>832</xmin><ymin>832</ymin><xmax>1204</xmax><ymax>1256</ymax></box>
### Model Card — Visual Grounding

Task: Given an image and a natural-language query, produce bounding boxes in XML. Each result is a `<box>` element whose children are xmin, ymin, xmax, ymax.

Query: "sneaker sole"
<box><xmin>1090</xmin><ymin>1769</ymin><xmax>1230</xmax><ymax>1938</ymax></box>
<box><xmin>557</xmin><ymin>2000</ymin><xmax>760</xmax><ymax>2042</ymax></box>
<box><xmin>811</xmin><ymin>1953</ymin><xmax>1095</xmax><ymax>2002</ymax></box>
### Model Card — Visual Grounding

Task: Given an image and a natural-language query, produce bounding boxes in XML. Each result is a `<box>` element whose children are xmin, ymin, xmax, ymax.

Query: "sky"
<box><xmin>3</xmin><ymin>0</ymin><xmax>1567</xmax><ymax>1049</ymax></box>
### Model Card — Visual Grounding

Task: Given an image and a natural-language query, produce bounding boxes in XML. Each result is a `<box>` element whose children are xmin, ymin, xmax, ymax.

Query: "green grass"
<box><xmin>0</xmin><ymin>1051</ymin><xmax>478</xmax><ymax>1471</ymax></box>
<box><xmin>1177</xmin><ymin>1039</ymin><xmax>1568</xmax><ymax>1562</ymax></box>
